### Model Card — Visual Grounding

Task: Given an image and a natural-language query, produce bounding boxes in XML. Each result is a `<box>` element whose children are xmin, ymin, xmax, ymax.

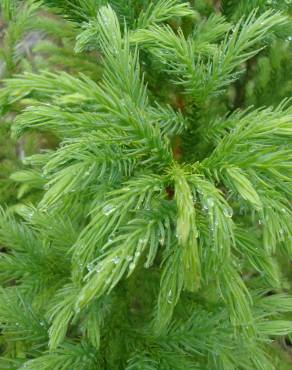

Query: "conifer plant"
<box><xmin>0</xmin><ymin>1</ymin><xmax>292</xmax><ymax>369</ymax></box>
<box><xmin>0</xmin><ymin>0</ymin><xmax>98</xmax><ymax>206</ymax></box>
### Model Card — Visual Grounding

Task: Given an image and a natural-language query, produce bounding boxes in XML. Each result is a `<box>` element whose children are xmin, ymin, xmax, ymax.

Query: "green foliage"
<box><xmin>222</xmin><ymin>0</ymin><xmax>292</xmax><ymax>21</ymax></box>
<box><xmin>0</xmin><ymin>0</ymin><xmax>292</xmax><ymax>369</ymax></box>
<box><xmin>131</xmin><ymin>9</ymin><xmax>286</xmax><ymax>105</ymax></box>
<box><xmin>0</xmin><ymin>0</ymin><xmax>102</xmax><ymax>207</ymax></box>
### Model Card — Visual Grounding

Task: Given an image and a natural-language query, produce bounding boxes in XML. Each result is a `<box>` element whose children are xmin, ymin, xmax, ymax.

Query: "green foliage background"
<box><xmin>0</xmin><ymin>1</ymin><xmax>291</xmax><ymax>369</ymax></box>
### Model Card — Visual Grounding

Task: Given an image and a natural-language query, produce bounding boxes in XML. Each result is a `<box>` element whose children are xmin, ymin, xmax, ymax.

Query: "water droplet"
<box><xmin>159</xmin><ymin>238</ymin><xmax>165</xmax><ymax>246</ymax></box>
<box><xmin>108</xmin><ymin>233</ymin><xmax>115</xmax><ymax>243</ymax></box>
<box><xmin>101</xmin><ymin>14</ymin><xmax>109</xmax><ymax>26</ymax></box>
<box><xmin>103</xmin><ymin>204</ymin><xmax>116</xmax><ymax>216</ymax></box>
<box><xmin>112</xmin><ymin>46</ymin><xmax>118</xmax><ymax>55</ymax></box>
<box><xmin>167</xmin><ymin>290</ymin><xmax>173</xmax><ymax>304</ymax></box>
<box><xmin>282</xmin><ymin>208</ymin><xmax>287</xmax><ymax>213</ymax></box>
<box><xmin>138</xmin><ymin>238</ymin><xmax>147</xmax><ymax>246</ymax></box>
<box><xmin>15</xmin><ymin>322</ymin><xmax>19</xmax><ymax>326</ymax></box>
<box><xmin>87</xmin><ymin>263</ymin><xmax>94</xmax><ymax>272</ymax></box>
<box><xmin>27</xmin><ymin>212</ymin><xmax>34</xmax><ymax>220</ymax></box>
<box><xmin>129</xmin><ymin>262</ymin><xmax>136</xmax><ymax>271</ymax></box>
<box><xmin>125</xmin><ymin>255</ymin><xmax>133</xmax><ymax>262</ymax></box>
<box><xmin>207</xmin><ymin>198</ymin><xmax>214</xmax><ymax>208</ymax></box>
<box><xmin>223</xmin><ymin>207</ymin><xmax>233</xmax><ymax>218</ymax></box>
<box><xmin>40</xmin><ymin>321</ymin><xmax>45</xmax><ymax>327</ymax></box>
<box><xmin>258</xmin><ymin>219</ymin><xmax>263</xmax><ymax>225</ymax></box>
<box><xmin>84</xmin><ymin>171</ymin><xmax>90</xmax><ymax>177</ymax></box>
<box><xmin>112</xmin><ymin>256</ymin><xmax>120</xmax><ymax>265</ymax></box>
<box><xmin>96</xmin><ymin>263</ymin><xmax>103</xmax><ymax>273</ymax></box>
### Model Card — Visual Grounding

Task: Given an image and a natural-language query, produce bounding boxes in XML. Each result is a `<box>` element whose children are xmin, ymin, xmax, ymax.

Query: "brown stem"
<box><xmin>214</xmin><ymin>0</ymin><xmax>222</xmax><ymax>14</ymax></box>
<box><xmin>173</xmin><ymin>135</ymin><xmax>183</xmax><ymax>161</ymax></box>
<box><xmin>233</xmin><ymin>57</ymin><xmax>257</xmax><ymax>110</ymax></box>
<box><xmin>16</xmin><ymin>137</ymin><xmax>25</xmax><ymax>161</ymax></box>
